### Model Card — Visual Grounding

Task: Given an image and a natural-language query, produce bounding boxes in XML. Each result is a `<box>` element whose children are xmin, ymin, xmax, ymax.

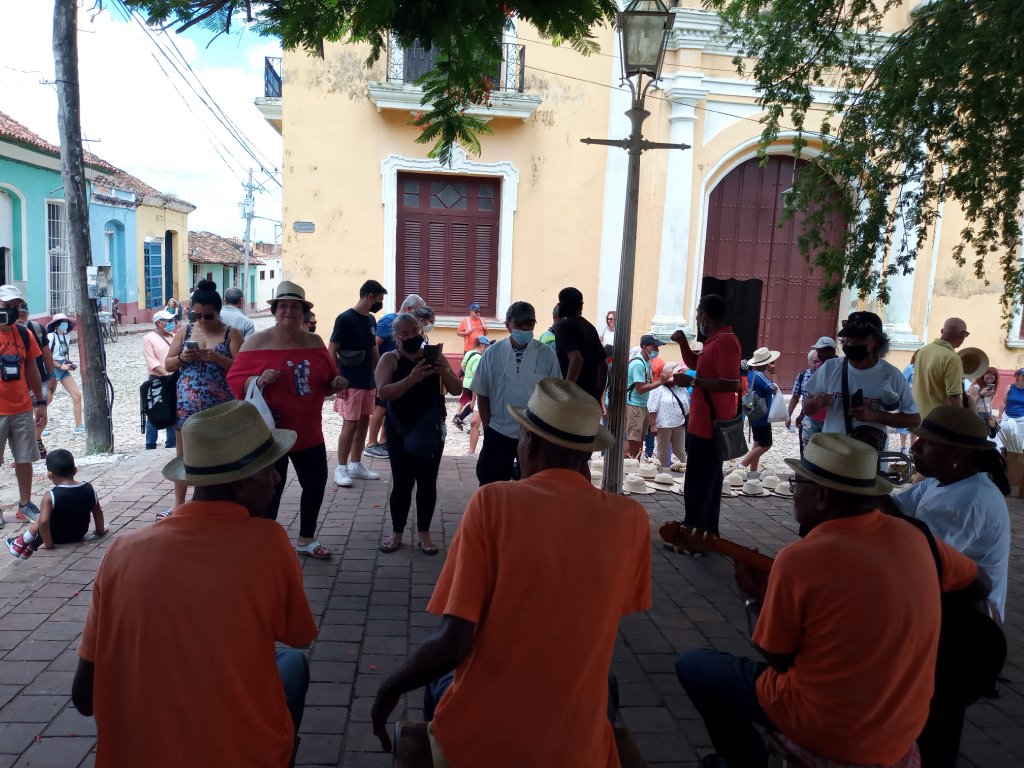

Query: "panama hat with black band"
<box><xmin>269</xmin><ymin>280</ymin><xmax>313</xmax><ymax>312</ymax></box>
<box><xmin>508</xmin><ymin>377</ymin><xmax>615</xmax><ymax>452</ymax></box>
<box><xmin>784</xmin><ymin>432</ymin><xmax>893</xmax><ymax>496</ymax></box>
<box><xmin>163</xmin><ymin>400</ymin><xmax>296</xmax><ymax>486</ymax></box>
<box><xmin>912</xmin><ymin>404</ymin><xmax>994</xmax><ymax>450</ymax></box>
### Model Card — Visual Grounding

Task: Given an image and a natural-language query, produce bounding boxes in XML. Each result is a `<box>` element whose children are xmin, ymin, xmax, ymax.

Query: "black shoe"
<box><xmin>145</xmin><ymin>444</ymin><xmax>157</xmax><ymax>450</ymax></box>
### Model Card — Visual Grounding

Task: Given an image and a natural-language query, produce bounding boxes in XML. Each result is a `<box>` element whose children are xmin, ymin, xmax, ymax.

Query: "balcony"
<box><xmin>255</xmin><ymin>56</ymin><xmax>283</xmax><ymax>134</ymax></box>
<box><xmin>368</xmin><ymin>38</ymin><xmax>541</xmax><ymax>122</ymax></box>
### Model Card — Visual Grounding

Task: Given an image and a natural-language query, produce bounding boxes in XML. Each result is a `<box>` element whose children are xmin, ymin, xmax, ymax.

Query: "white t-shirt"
<box><xmin>647</xmin><ymin>384</ymin><xmax>688</xmax><ymax>428</ymax></box>
<box><xmin>805</xmin><ymin>357</ymin><xmax>918</xmax><ymax>434</ymax></box>
<box><xmin>470</xmin><ymin>338</ymin><xmax>562</xmax><ymax>438</ymax></box>
<box><xmin>893</xmin><ymin>474</ymin><xmax>1010</xmax><ymax>619</ymax></box>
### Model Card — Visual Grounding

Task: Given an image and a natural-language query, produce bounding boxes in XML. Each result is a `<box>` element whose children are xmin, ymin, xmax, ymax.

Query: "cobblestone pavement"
<box><xmin>0</xmin><ymin>445</ymin><xmax>1021</xmax><ymax>767</ymax></box>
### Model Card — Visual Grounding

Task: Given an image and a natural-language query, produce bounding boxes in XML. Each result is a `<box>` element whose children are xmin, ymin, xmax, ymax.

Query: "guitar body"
<box><xmin>659</xmin><ymin>522</ymin><xmax>775</xmax><ymax>573</ymax></box>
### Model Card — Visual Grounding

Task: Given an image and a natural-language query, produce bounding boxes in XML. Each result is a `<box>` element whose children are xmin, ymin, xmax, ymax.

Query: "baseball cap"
<box><xmin>640</xmin><ymin>334</ymin><xmax>664</xmax><ymax>348</ymax></box>
<box><xmin>154</xmin><ymin>310</ymin><xmax>175</xmax><ymax>323</ymax></box>
<box><xmin>476</xmin><ymin>335</ymin><xmax>492</xmax><ymax>346</ymax></box>
<box><xmin>469</xmin><ymin>302</ymin><xmax>481</xmax><ymax>311</ymax></box>
<box><xmin>814</xmin><ymin>336</ymin><xmax>837</xmax><ymax>350</ymax></box>
<box><xmin>837</xmin><ymin>311</ymin><xmax>883</xmax><ymax>338</ymax></box>
<box><xmin>0</xmin><ymin>285</ymin><xmax>22</xmax><ymax>302</ymax></box>
<box><xmin>1016</xmin><ymin>368</ymin><xmax>1024</xmax><ymax>377</ymax></box>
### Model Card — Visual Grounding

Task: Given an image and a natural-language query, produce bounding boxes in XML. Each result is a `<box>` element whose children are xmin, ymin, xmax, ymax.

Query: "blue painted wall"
<box><xmin>88</xmin><ymin>196</ymin><xmax>137</xmax><ymax>305</ymax></box>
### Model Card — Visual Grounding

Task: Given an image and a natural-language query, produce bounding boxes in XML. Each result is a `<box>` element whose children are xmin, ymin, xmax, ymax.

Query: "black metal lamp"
<box><xmin>618</xmin><ymin>0</ymin><xmax>673</xmax><ymax>80</ymax></box>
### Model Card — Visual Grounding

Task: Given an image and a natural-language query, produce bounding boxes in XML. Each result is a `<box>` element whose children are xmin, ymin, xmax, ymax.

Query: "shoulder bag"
<box><xmin>386</xmin><ymin>360</ymin><xmax>445</xmax><ymax>461</ymax></box>
<box><xmin>841</xmin><ymin>358</ymin><xmax>888</xmax><ymax>451</ymax></box>
<box><xmin>741</xmin><ymin>378</ymin><xmax>768</xmax><ymax>423</ymax></box>
<box><xmin>701</xmin><ymin>386</ymin><xmax>747</xmax><ymax>461</ymax></box>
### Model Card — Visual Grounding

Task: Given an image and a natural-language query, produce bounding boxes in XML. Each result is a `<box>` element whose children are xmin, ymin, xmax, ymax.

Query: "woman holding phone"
<box><xmin>163</xmin><ymin>280</ymin><xmax>243</xmax><ymax>515</ymax></box>
<box><xmin>375</xmin><ymin>313</ymin><xmax>461</xmax><ymax>554</ymax></box>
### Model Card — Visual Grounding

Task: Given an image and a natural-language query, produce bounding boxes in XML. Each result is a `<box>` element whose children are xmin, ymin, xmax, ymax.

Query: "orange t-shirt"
<box><xmin>79</xmin><ymin>502</ymin><xmax>319</xmax><ymax>768</ymax></box>
<box><xmin>0</xmin><ymin>324</ymin><xmax>41</xmax><ymax>415</ymax></box>
<box><xmin>427</xmin><ymin>469</ymin><xmax>652</xmax><ymax>768</ymax></box>
<box><xmin>457</xmin><ymin>316</ymin><xmax>487</xmax><ymax>351</ymax></box>
<box><xmin>753</xmin><ymin>511</ymin><xmax>978</xmax><ymax>764</ymax></box>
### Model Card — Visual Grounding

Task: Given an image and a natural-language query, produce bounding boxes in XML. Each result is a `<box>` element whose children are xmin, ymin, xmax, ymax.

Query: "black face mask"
<box><xmin>370</xmin><ymin>301</ymin><xmax>384</xmax><ymax>313</ymax></box>
<box><xmin>401</xmin><ymin>335</ymin><xmax>424</xmax><ymax>354</ymax></box>
<box><xmin>842</xmin><ymin>343</ymin><xmax>871</xmax><ymax>362</ymax></box>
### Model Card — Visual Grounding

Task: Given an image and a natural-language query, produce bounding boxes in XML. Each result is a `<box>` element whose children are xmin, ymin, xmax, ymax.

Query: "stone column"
<box><xmin>881</xmin><ymin>172</ymin><xmax>922</xmax><ymax>346</ymax></box>
<box><xmin>650</xmin><ymin>74</ymin><xmax>707</xmax><ymax>339</ymax></box>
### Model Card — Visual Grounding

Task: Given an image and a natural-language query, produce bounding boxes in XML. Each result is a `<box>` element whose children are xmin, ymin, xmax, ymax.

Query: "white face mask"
<box><xmin>421</xmin><ymin>323</ymin><xmax>434</xmax><ymax>334</ymax></box>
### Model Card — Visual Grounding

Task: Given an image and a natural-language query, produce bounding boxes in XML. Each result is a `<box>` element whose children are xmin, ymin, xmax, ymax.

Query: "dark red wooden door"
<box><xmin>703</xmin><ymin>156</ymin><xmax>844</xmax><ymax>389</ymax></box>
<box><xmin>396</xmin><ymin>173</ymin><xmax>499</xmax><ymax>317</ymax></box>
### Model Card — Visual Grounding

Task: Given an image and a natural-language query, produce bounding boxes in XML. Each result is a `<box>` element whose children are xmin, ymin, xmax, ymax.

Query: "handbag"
<box><xmin>388</xmin><ymin>405</ymin><xmax>445</xmax><ymax>460</ymax></box>
<box><xmin>140</xmin><ymin>372</ymin><xmax>179</xmax><ymax>430</ymax></box>
<box><xmin>701</xmin><ymin>387</ymin><xmax>748</xmax><ymax>461</ymax></box>
<box><xmin>338</xmin><ymin>349</ymin><xmax>366</xmax><ymax>368</ymax></box>
<box><xmin>246</xmin><ymin>378</ymin><xmax>277</xmax><ymax>430</ymax></box>
<box><xmin>766</xmin><ymin>384</ymin><xmax>788</xmax><ymax>423</ymax></box>
<box><xmin>841</xmin><ymin>359</ymin><xmax>888</xmax><ymax>451</ymax></box>
<box><xmin>741</xmin><ymin>387</ymin><xmax>768</xmax><ymax>423</ymax></box>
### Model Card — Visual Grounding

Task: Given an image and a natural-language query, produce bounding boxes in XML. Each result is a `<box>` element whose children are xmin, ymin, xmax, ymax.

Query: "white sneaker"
<box><xmin>348</xmin><ymin>462</ymin><xmax>380</xmax><ymax>480</ymax></box>
<box><xmin>334</xmin><ymin>465</ymin><xmax>353</xmax><ymax>487</ymax></box>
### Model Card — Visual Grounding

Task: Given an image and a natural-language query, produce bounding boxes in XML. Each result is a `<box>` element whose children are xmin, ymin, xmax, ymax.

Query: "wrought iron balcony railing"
<box><xmin>384</xmin><ymin>39</ymin><xmax>526</xmax><ymax>94</ymax></box>
<box><xmin>264</xmin><ymin>57</ymin><xmax>283</xmax><ymax>98</ymax></box>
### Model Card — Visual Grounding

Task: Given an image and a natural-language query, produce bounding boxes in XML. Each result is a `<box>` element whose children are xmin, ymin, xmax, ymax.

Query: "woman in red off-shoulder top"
<box><xmin>228</xmin><ymin>282</ymin><xmax>346</xmax><ymax>559</ymax></box>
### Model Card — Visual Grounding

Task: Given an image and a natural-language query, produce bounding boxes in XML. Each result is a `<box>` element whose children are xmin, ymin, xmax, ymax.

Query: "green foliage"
<box><xmin>707</xmin><ymin>0</ymin><xmax>1024</xmax><ymax>324</ymax></box>
<box><xmin>123</xmin><ymin>0</ymin><xmax>616</xmax><ymax>162</ymax></box>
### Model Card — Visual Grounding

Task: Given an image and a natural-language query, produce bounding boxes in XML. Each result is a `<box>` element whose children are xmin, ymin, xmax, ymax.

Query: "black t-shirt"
<box><xmin>553</xmin><ymin>316</ymin><xmax>606</xmax><ymax>401</ymax></box>
<box><xmin>330</xmin><ymin>308</ymin><xmax>377</xmax><ymax>389</ymax></box>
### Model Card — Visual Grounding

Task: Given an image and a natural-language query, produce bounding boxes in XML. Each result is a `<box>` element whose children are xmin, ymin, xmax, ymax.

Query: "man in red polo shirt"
<box><xmin>671</xmin><ymin>294</ymin><xmax>742</xmax><ymax>535</ymax></box>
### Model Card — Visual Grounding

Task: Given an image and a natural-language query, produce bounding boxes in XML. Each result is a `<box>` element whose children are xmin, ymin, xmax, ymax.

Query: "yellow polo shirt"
<box><xmin>912</xmin><ymin>339</ymin><xmax>963</xmax><ymax>418</ymax></box>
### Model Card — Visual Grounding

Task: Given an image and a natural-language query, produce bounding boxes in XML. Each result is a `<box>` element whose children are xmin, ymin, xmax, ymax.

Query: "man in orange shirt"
<box><xmin>675</xmin><ymin>433</ymin><xmax>990</xmax><ymax>768</ymax></box>
<box><xmin>456</xmin><ymin>302</ymin><xmax>487</xmax><ymax>352</ymax></box>
<box><xmin>372</xmin><ymin>378</ymin><xmax>651</xmax><ymax>767</ymax></box>
<box><xmin>72</xmin><ymin>401</ymin><xmax>318</xmax><ymax>768</ymax></box>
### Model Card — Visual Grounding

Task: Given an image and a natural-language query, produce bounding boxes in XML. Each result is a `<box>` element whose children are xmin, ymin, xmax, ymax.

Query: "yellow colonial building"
<box><xmin>257</xmin><ymin>2</ymin><xmax>1018</xmax><ymax>387</ymax></box>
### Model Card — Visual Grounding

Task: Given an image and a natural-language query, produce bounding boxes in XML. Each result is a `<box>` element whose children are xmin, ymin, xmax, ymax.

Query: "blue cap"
<box><xmin>469</xmin><ymin>303</ymin><xmax>481</xmax><ymax>311</ymax></box>
<box><xmin>477</xmin><ymin>335</ymin><xmax>492</xmax><ymax>346</ymax></box>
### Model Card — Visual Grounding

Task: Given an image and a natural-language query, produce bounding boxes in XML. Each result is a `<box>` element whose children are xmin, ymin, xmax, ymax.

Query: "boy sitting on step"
<box><xmin>6</xmin><ymin>449</ymin><xmax>105</xmax><ymax>559</ymax></box>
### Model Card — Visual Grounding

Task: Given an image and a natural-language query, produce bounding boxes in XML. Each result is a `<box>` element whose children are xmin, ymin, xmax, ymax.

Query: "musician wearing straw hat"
<box><xmin>913</xmin><ymin>317</ymin><xmax>971</xmax><ymax>418</ymax></box>
<box><xmin>73</xmin><ymin>401</ymin><xmax>318</xmax><ymax>767</ymax></box>
<box><xmin>372</xmin><ymin>378</ymin><xmax>651</xmax><ymax>767</ymax></box>
<box><xmin>676</xmin><ymin>433</ymin><xmax>989</xmax><ymax>768</ymax></box>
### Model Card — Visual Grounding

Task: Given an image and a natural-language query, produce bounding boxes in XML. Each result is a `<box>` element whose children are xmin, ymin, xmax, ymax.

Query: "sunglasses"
<box><xmin>188</xmin><ymin>311</ymin><xmax>217</xmax><ymax>322</ymax></box>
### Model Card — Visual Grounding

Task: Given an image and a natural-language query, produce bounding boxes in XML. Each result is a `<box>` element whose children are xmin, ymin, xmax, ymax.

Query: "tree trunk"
<box><xmin>53</xmin><ymin>0</ymin><xmax>112</xmax><ymax>453</ymax></box>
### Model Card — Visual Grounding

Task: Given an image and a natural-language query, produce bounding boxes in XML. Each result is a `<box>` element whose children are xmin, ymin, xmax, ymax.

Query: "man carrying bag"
<box><xmin>671</xmin><ymin>294</ymin><xmax>742</xmax><ymax>536</ymax></box>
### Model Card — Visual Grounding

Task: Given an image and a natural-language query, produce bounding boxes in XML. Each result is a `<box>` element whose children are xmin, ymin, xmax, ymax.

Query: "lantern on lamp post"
<box><xmin>581</xmin><ymin>0</ymin><xmax>684</xmax><ymax>494</ymax></box>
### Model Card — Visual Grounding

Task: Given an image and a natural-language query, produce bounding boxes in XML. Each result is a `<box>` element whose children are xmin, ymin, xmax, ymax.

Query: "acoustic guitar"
<box><xmin>659</xmin><ymin>522</ymin><xmax>775</xmax><ymax>574</ymax></box>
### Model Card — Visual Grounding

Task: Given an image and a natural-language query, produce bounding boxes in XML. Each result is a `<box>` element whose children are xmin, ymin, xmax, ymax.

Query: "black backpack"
<box><xmin>140</xmin><ymin>372</ymin><xmax>179</xmax><ymax>431</ymax></box>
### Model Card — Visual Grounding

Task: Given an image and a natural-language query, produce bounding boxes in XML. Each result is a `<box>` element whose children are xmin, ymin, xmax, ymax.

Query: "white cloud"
<box><xmin>0</xmin><ymin>1</ymin><xmax>283</xmax><ymax>243</ymax></box>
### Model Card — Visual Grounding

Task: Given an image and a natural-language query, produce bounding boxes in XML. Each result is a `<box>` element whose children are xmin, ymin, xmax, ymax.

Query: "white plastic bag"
<box><xmin>766</xmin><ymin>385</ymin><xmax>788</xmax><ymax>423</ymax></box>
<box><xmin>246</xmin><ymin>377</ymin><xmax>276</xmax><ymax>430</ymax></box>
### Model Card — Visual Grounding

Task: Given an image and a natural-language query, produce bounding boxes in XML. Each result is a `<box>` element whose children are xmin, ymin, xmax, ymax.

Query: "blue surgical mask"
<box><xmin>698</xmin><ymin>323</ymin><xmax>707</xmax><ymax>337</ymax></box>
<box><xmin>510</xmin><ymin>328</ymin><xmax>533</xmax><ymax>345</ymax></box>
<box><xmin>648</xmin><ymin>350</ymin><xmax>659</xmax><ymax>360</ymax></box>
<box><xmin>165</xmin><ymin>321</ymin><xmax>176</xmax><ymax>333</ymax></box>
<box><xmin>58</xmin><ymin>322</ymin><xmax>69</xmax><ymax>333</ymax></box>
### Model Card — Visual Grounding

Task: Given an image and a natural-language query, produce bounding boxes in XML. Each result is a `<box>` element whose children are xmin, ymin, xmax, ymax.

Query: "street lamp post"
<box><xmin>581</xmin><ymin>0</ymin><xmax>688</xmax><ymax>494</ymax></box>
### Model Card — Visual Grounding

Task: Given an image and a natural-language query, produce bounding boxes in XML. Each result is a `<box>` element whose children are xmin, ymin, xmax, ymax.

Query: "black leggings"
<box><xmin>269</xmin><ymin>443</ymin><xmax>328</xmax><ymax>539</ymax></box>
<box><xmin>386</xmin><ymin>423</ymin><xmax>443</xmax><ymax>534</ymax></box>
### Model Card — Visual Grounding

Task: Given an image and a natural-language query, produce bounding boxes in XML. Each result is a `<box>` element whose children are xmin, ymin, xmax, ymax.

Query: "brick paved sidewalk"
<box><xmin>0</xmin><ymin>450</ymin><xmax>1022</xmax><ymax>767</ymax></box>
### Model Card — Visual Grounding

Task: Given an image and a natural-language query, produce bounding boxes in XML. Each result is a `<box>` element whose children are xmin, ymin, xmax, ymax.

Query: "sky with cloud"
<box><xmin>0</xmin><ymin>1</ymin><xmax>283</xmax><ymax>243</ymax></box>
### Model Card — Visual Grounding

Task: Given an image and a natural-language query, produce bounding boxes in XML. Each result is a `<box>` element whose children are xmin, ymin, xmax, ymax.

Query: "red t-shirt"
<box><xmin>687</xmin><ymin>327</ymin><xmax>742</xmax><ymax>439</ymax></box>
<box><xmin>227</xmin><ymin>347</ymin><xmax>339</xmax><ymax>452</ymax></box>
<box><xmin>0</xmin><ymin>324</ymin><xmax>41</xmax><ymax>416</ymax></box>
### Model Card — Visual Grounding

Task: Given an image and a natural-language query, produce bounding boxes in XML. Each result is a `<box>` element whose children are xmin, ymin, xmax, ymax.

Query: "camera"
<box><xmin>0</xmin><ymin>308</ymin><xmax>15</xmax><ymax>326</ymax></box>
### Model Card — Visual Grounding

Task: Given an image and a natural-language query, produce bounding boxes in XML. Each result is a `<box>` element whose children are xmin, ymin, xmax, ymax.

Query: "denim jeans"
<box><xmin>422</xmin><ymin>670</ymin><xmax>620</xmax><ymax>725</ymax></box>
<box><xmin>682</xmin><ymin>433</ymin><xmax>725</xmax><ymax>535</ymax></box>
<box><xmin>675</xmin><ymin>648</ymin><xmax>774</xmax><ymax>767</ymax></box>
<box><xmin>276</xmin><ymin>648</ymin><xmax>310</xmax><ymax>731</ymax></box>
<box><xmin>144</xmin><ymin>417</ymin><xmax>176</xmax><ymax>449</ymax></box>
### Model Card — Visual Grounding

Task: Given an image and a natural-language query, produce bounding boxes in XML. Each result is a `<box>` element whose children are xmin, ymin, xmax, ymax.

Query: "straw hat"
<box><xmin>638</xmin><ymin>463</ymin><xmax>658</xmax><ymax>479</ymax></box>
<box><xmin>623</xmin><ymin>473</ymin><xmax>656</xmax><ymax>495</ymax></box>
<box><xmin>784</xmin><ymin>433</ymin><xmax>893</xmax><ymax>496</ymax></box>
<box><xmin>774</xmin><ymin>480</ymin><xmax>794</xmax><ymax>497</ymax></box>
<box><xmin>623</xmin><ymin>458</ymin><xmax>641</xmax><ymax>473</ymax></box>
<box><xmin>761</xmin><ymin>474</ymin><xmax>781</xmax><ymax>491</ymax></box>
<box><xmin>589</xmin><ymin>456</ymin><xmax>605</xmax><ymax>471</ymax></box>
<box><xmin>270</xmin><ymin>280</ymin><xmax>313</xmax><ymax>311</ymax></box>
<box><xmin>957</xmin><ymin>347</ymin><xmax>989</xmax><ymax>382</ymax></box>
<box><xmin>508</xmin><ymin>377</ymin><xmax>615</xmax><ymax>452</ymax></box>
<box><xmin>591</xmin><ymin>470</ymin><xmax>604</xmax><ymax>489</ymax></box>
<box><xmin>724</xmin><ymin>470</ymin><xmax>745</xmax><ymax>487</ymax></box>
<box><xmin>741</xmin><ymin>478</ymin><xmax>770</xmax><ymax>497</ymax></box>
<box><xmin>721</xmin><ymin>487</ymin><xmax>737</xmax><ymax>497</ymax></box>
<box><xmin>645</xmin><ymin>472</ymin><xmax>676</xmax><ymax>491</ymax></box>
<box><xmin>747</xmin><ymin>347</ymin><xmax>781</xmax><ymax>367</ymax></box>
<box><xmin>162</xmin><ymin>401</ymin><xmax>296</xmax><ymax>486</ymax></box>
<box><xmin>46</xmin><ymin>312</ymin><xmax>75</xmax><ymax>331</ymax></box>
<box><xmin>911</xmin><ymin>405</ymin><xmax>994</xmax><ymax>450</ymax></box>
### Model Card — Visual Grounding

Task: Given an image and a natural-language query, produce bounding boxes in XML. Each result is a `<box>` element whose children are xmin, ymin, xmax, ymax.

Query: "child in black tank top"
<box><xmin>6</xmin><ymin>449</ymin><xmax>105</xmax><ymax>559</ymax></box>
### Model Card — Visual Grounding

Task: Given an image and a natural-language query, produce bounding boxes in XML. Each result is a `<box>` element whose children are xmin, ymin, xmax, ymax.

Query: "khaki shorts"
<box><xmin>0</xmin><ymin>410</ymin><xmax>40</xmax><ymax>464</ymax></box>
<box><xmin>625</xmin><ymin>405</ymin><xmax>649</xmax><ymax>442</ymax></box>
<box><xmin>333</xmin><ymin>387</ymin><xmax>376</xmax><ymax>420</ymax></box>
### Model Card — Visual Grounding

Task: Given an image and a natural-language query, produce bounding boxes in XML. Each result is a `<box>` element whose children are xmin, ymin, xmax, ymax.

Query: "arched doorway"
<box><xmin>703</xmin><ymin>155</ymin><xmax>844</xmax><ymax>387</ymax></box>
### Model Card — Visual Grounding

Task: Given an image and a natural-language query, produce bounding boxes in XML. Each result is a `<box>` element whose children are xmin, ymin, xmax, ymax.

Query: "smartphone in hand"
<box><xmin>851</xmin><ymin>389</ymin><xmax>864</xmax><ymax>408</ymax></box>
<box><xmin>184</xmin><ymin>340</ymin><xmax>200</xmax><ymax>352</ymax></box>
<box><xmin>423</xmin><ymin>343</ymin><xmax>442</xmax><ymax>365</ymax></box>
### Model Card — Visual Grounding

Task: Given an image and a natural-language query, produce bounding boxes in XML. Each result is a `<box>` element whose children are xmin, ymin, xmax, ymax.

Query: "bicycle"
<box><xmin>98</xmin><ymin>311</ymin><xmax>118</xmax><ymax>343</ymax></box>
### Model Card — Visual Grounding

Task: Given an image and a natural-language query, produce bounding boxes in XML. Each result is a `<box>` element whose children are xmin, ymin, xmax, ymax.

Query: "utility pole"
<box><xmin>241</xmin><ymin>168</ymin><xmax>254</xmax><ymax>311</ymax></box>
<box><xmin>53</xmin><ymin>0</ymin><xmax>112</xmax><ymax>453</ymax></box>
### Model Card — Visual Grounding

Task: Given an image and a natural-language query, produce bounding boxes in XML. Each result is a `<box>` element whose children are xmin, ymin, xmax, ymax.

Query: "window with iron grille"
<box><xmin>396</xmin><ymin>172</ymin><xmax>499</xmax><ymax>317</ymax></box>
<box><xmin>144</xmin><ymin>242</ymin><xmax>164</xmax><ymax>309</ymax></box>
<box><xmin>47</xmin><ymin>202</ymin><xmax>73</xmax><ymax>315</ymax></box>
<box><xmin>191</xmin><ymin>263</ymin><xmax>201</xmax><ymax>291</ymax></box>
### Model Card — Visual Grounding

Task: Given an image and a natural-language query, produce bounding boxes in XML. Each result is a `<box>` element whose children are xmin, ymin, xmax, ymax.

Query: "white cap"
<box><xmin>153</xmin><ymin>310</ymin><xmax>175</xmax><ymax>323</ymax></box>
<box><xmin>0</xmin><ymin>285</ymin><xmax>22</xmax><ymax>302</ymax></box>
<box><xmin>814</xmin><ymin>336</ymin><xmax>837</xmax><ymax>350</ymax></box>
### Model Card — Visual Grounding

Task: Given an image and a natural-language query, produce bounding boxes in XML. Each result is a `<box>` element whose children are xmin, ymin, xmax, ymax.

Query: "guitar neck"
<box><xmin>705</xmin><ymin>537</ymin><xmax>775</xmax><ymax>573</ymax></box>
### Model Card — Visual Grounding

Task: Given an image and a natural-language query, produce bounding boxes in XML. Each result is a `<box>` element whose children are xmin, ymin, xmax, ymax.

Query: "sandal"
<box><xmin>417</xmin><ymin>540</ymin><xmax>440</xmax><ymax>555</ymax></box>
<box><xmin>295</xmin><ymin>540</ymin><xmax>332</xmax><ymax>559</ymax></box>
<box><xmin>379</xmin><ymin>538</ymin><xmax>401</xmax><ymax>553</ymax></box>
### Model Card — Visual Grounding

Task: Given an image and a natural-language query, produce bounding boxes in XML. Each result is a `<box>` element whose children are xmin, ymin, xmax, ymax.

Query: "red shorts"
<box><xmin>333</xmin><ymin>387</ymin><xmax>376</xmax><ymax>420</ymax></box>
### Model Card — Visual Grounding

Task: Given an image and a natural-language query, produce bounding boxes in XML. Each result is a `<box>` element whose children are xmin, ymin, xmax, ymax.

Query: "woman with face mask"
<box><xmin>374</xmin><ymin>313</ymin><xmax>462</xmax><ymax>554</ymax></box>
<box><xmin>45</xmin><ymin>313</ymin><xmax>84</xmax><ymax>435</ymax></box>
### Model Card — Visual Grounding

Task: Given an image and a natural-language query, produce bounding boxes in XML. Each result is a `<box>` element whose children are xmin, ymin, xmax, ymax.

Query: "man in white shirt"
<box><xmin>470</xmin><ymin>301</ymin><xmax>561</xmax><ymax>485</ymax></box>
<box><xmin>220</xmin><ymin>288</ymin><xmax>256</xmax><ymax>339</ymax></box>
<box><xmin>803</xmin><ymin>311</ymin><xmax>919</xmax><ymax>448</ymax></box>
<box><xmin>647</xmin><ymin>363</ymin><xmax>688</xmax><ymax>467</ymax></box>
